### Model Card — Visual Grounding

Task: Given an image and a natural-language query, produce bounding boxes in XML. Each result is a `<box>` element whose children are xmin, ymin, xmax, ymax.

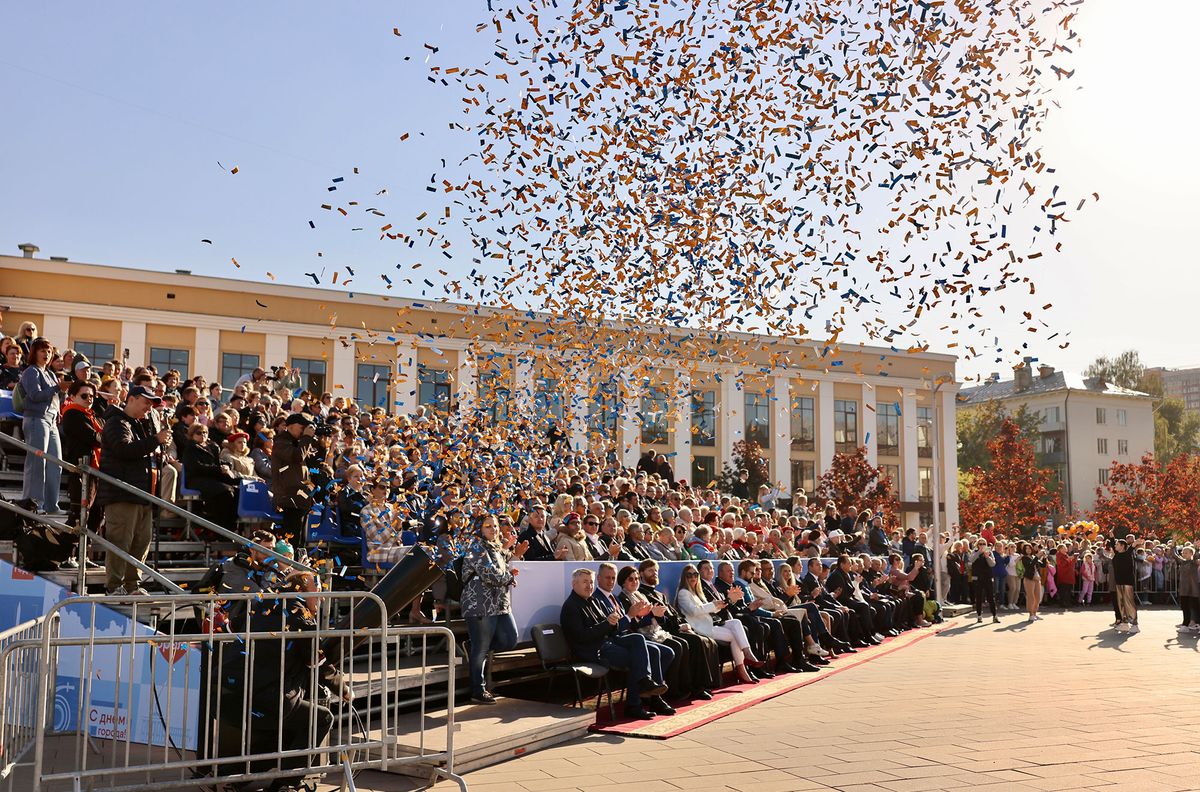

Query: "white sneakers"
<box><xmin>1127</xmin><ymin>624</ymin><xmax>1140</xmax><ymax>634</ymax></box>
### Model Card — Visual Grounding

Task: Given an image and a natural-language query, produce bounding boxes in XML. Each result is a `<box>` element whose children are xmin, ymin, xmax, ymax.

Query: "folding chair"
<box><xmin>530</xmin><ymin>622</ymin><xmax>616</xmax><ymax>719</ymax></box>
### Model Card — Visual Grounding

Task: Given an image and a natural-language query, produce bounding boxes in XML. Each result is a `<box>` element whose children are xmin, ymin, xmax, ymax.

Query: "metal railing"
<box><xmin>0</xmin><ymin>591</ymin><xmax>466</xmax><ymax>792</ymax></box>
<box><xmin>0</xmin><ymin>431</ymin><xmax>319</xmax><ymax>592</ymax></box>
<box><xmin>0</xmin><ymin>616</ymin><xmax>49</xmax><ymax>790</ymax></box>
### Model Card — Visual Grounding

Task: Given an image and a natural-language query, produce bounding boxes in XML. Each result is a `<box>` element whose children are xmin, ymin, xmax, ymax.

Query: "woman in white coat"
<box><xmin>675</xmin><ymin>563</ymin><xmax>760</xmax><ymax>684</ymax></box>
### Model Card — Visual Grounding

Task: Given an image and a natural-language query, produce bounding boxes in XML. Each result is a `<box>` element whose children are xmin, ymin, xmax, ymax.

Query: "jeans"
<box><xmin>464</xmin><ymin>613</ymin><xmax>518</xmax><ymax>696</ymax></box>
<box><xmin>21</xmin><ymin>415</ymin><xmax>62</xmax><ymax>511</ymax></box>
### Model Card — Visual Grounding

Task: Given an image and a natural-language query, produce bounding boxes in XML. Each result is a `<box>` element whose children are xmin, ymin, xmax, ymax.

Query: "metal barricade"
<box><xmin>2</xmin><ymin>591</ymin><xmax>465</xmax><ymax>792</ymax></box>
<box><xmin>0</xmin><ymin>616</ymin><xmax>51</xmax><ymax>790</ymax></box>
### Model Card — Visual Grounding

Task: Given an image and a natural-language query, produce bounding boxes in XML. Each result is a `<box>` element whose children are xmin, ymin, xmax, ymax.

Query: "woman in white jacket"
<box><xmin>675</xmin><ymin>564</ymin><xmax>760</xmax><ymax>684</ymax></box>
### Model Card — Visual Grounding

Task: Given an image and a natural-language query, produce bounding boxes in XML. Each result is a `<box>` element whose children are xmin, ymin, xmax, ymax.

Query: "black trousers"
<box><xmin>843</xmin><ymin>600</ymin><xmax>875</xmax><ymax>638</ymax></box>
<box><xmin>754</xmin><ymin>614</ymin><xmax>792</xmax><ymax>663</ymax></box>
<box><xmin>669</xmin><ymin>630</ymin><xmax>718</xmax><ymax>695</ymax></box>
<box><xmin>973</xmin><ymin>576</ymin><xmax>997</xmax><ymax>617</ymax></box>
<box><xmin>279</xmin><ymin>507</ymin><xmax>307</xmax><ymax>545</ymax></box>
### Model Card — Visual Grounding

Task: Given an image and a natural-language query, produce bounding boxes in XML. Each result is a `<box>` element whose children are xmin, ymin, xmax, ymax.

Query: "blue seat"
<box><xmin>178</xmin><ymin>465</ymin><xmax>202</xmax><ymax>499</ymax></box>
<box><xmin>306</xmin><ymin>503</ymin><xmax>358</xmax><ymax>547</ymax></box>
<box><xmin>0</xmin><ymin>390</ymin><xmax>18</xmax><ymax>420</ymax></box>
<box><xmin>236</xmin><ymin>479</ymin><xmax>282</xmax><ymax>523</ymax></box>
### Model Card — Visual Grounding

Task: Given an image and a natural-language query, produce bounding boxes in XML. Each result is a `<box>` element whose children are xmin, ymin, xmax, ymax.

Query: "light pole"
<box><xmin>928</xmin><ymin>376</ymin><xmax>953</xmax><ymax>605</ymax></box>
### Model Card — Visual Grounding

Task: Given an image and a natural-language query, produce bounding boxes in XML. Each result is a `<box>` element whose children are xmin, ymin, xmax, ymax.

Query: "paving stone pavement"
<box><xmin>348</xmin><ymin>607</ymin><xmax>1200</xmax><ymax>792</ymax></box>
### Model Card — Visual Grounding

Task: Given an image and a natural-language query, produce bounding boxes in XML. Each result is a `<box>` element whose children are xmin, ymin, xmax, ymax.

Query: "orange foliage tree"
<box><xmin>959</xmin><ymin>418</ymin><xmax>1058</xmax><ymax>535</ymax></box>
<box><xmin>1090</xmin><ymin>453</ymin><xmax>1200</xmax><ymax>542</ymax></box>
<box><xmin>813</xmin><ymin>446</ymin><xmax>899</xmax><ymax>526</ymax></box>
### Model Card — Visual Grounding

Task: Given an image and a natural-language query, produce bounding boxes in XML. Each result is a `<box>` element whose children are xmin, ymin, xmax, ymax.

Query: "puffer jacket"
<box><xmin>96</xmin><ymin>406</ymin><xmax>162</xmax><ymax>506</ymax></box>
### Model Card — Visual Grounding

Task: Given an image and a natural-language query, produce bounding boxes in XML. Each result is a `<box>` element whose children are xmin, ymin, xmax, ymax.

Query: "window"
<box><xmin>478</xmin><ymin>370</ymin><xmax>510</xmax><ymax>424</ymax></box>
<box><xmin>640</xmin><ymin>386</ymin><xmax>669</xmax><ymax>445</ymax></box>
<box><xmin>790</xmin><ymin>460</ymin><xmax>816</xmax><ymax>496</ymax></box>
<box><xmin>588</xmin><ymin>380</ymin><xmax>620</xmax><ymax>439</ymax></box>
<box><xmin>1097</xmin><ymin>438</ymin><xmax>1108</xmax><ymax>455</ymax></box>
<box><xmin>1041</xmin><ymin>435</ymin><xmax>1063</xmax><ymax>454</ymax></box>
<box><xmin>150</xmin><ymin>347</ymin><xmax>190</xmax><ymax>380</ymax></box>
<box><xmin>1096</xmin><ymin>407</ymin><xmax>1107</xmax><ymax>425</ymax></box>
<box><xmin>877</xmin><ymin>402</ymin><xmax>901</xmax><ymax>456</ymax></box>
<box><xmin>1117</xmin><ymin>409</ymin><xmax>1127</xmax><ymax>426</ymax></box>
<box><xmin>882</xmin><ymin>464</ymin><xmax>900</xmax><ymax>497</ymax></box>
<box><xmin>918</xmin><ymin>467</ymin><xmax>933</xmax><ymax>501</ymax></box>
<box><xmin>221</xmin><ymin>353</ymin><xmax>259</xmax><ymax>388</ymax></box>
<box><xmin>418</xmin><ymin>367</ymin><xmax>452</xmax><ymax>412</ymax></box>
<box><xmin>691</xmin><ymin>456</ymin><xmax>716</xmax><ymax>488</ymax></box>
<box><xmin>356</xmin><ymin>363</ymin><xmax>390</xmax><ymax>408</ymax></box>
<box><xmin>1044</xmin><ymin>406</ymin><xmax>1061</xmax><ymax>424</ymax></box>
<box><xmin>790</xmin><ymin>395</ymin><xmax>814</xmax><ymax>451</ymax></box>
<box><xmin>291</xmin><ymin>358</ymin><xmax>326</xmax><ymax>393</ymax></box>
<box><xmin>1098</xmin><ymin>468</ymin><xmax>1110</xmax><ymax>486</ymax></box>
<box><xmin>691</xmin><ymin>390</ymin><xmax>716</xmax><ymax>447</ymax></box>
<box><xmin>1118</xmin><ymin>439</ymin><xmax>1128</xmax><ymax>456</ymax></box>
<box><xmin>834</xmin><ymin>399</ymin><xmax>858</xmax><ymax>453</ymax></box>
<box><xmin>916</xmin><ymin>406</ymin><xmax>934</xmax><ymax>457</ymax></box>
<box><xmin>534</xmin><ymin>376</ymin><xmax>565</xmax><ymax>422</ymax></box>
<box><xmin>744</xmin><ymin>392</ymin><xmax>770</xmax><ymax>448</ymax></box>
<box><xmin>74</xmin><ymin>341</ymin><xmax>116</xmax><ymax>365</ymax></box>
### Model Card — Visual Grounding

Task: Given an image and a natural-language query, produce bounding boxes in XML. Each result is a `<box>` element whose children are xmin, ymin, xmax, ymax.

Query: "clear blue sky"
<box><xmin>2</xmin><ymin>0</ymin><xmax>1196</xmax><ymax>381</ymax></box>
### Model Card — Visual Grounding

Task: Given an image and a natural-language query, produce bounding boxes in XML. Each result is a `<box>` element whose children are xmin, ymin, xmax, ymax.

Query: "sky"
<box><xmin>2</xmin><ymin>0</ymin><xmax>1197</xmax><ymax>382</ymax></box>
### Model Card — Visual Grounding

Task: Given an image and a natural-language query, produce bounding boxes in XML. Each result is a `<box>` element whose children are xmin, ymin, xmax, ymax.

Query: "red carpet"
<box><xmin>590</xmin><ymin>624</ymin><xmax>948</xmax><ymax>738</ymax></box>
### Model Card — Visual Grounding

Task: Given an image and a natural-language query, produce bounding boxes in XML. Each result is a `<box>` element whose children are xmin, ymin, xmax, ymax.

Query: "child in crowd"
<box><xmin>1078</xmin><ymin>552</ymin><xmax>1096</xmax><ymax>605</ymax></box>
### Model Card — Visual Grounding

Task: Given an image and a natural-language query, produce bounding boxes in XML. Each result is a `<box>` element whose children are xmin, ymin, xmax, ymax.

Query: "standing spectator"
<box><xmin>1108</xmin><ymin>539</ymin><xmax>1138</xmax><ymax>633</ymax></box>
<box><xmin>20</xmin><ymin>338</ymin><xmax>65</xmax><ymax>514</ymax></box>
<box><xmin>1055</xmin><ymin>544</ymin><xmax>1077</xmax><ymax>607</ymax></box>
<box><xmin>461</xmin><ymin>515</ymin><xmax>522</xmax><ymax>705</ymax></box>
<box><xmin>60</xmin><ymin>380</ymin><xmax>104</xmax><ymax>535</ymax></box>
<box><xmin>1018</xmin><ymin>542</ymin><xmax>1046</xmax><ymax>621</ymax></box>
<box><xmin>271</xmin><ymin>413</ymin><xmax>320</xmax><ymax>544</ymax></box>
<box><xmin>1173</xmin><ymin>545</ymin><xmax>1200</xmax><ymax>633</ymax></box>
<box><xmin>1078</xmin><ymin>552</ymin><xmax>1096</xmax><ymax>605</ymax></box>
<box><xmin>969</xmin><ymin>539</ymin><xmax>999</xmax><ymax>624</ymax></box>
<box><xmin>96</xmin><ymin>385</ymin><xmax>172</xmax><ymax>595</ymax></box>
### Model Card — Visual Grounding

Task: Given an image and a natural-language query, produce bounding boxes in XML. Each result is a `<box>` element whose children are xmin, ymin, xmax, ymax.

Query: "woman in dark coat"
<box><xmin>59</xmin><ymin>380</ymin><xmax>105</xmax><ymax>538</ymax></box>
<box><xmin>180</xmin><ymin>422</ymin><xmax>239</xmax><ymax>531</ymax></box>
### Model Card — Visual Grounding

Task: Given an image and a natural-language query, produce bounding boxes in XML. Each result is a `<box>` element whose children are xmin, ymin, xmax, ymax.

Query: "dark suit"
<box><xmin>517</xmin><ymin>526</ymin><xmax>557</xmax><ymax>561</ymax></box>
<box><xmin>635</xmin><ymin>584</ymin><xmax>718</xmax><ymax>696</ymax></box>
<box><xmin>560</xmin><ymin>591</ymin><xmax>667</xmax><ymax>707</ymax></box>
<box><xmin>799</xmin><ymin>571</ymin><xmax>850</xmax><ymax>642</ymax></box>
<box><xmin>826</xmin><ymin>566</ymin><xmax>875</xmax><ymax>637</ymax></box>
<box><xmin>715</xmin><ymin>577</ymin><xmax>790</xmax><ymax>665</ymax></box>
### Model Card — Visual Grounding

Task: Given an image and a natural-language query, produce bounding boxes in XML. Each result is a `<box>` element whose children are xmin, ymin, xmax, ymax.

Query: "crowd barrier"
<box><xmin>0</xmin><ymin>591</ymin><xmax>467</xmax><ymax>792</ymax></box>
<box><xmin>948</xmin><ymin>555</ymin><xmax>1187</xmax><ymax>608</ymax></box>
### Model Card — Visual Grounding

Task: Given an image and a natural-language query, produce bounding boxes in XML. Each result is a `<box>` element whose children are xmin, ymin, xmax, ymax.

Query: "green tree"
<box><xmin>1085</xmin><ymin>350</ymin><xmax>1146</xmax><ymax>390</ymax></box>
<box><xmin>1085</xmin><ymin>350</ymin><xmax>1198</xmax><ymax>461</ymax></box>
<box><xmin>956</xmin><ymin>400</ymin><xmax>1045</xmax><ymax>472</ymax></box>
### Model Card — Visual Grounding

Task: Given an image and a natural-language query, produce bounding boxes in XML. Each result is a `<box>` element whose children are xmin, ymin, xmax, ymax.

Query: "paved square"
<box><xmin>384</xmin><ymin>608</ymin><xmax>1200</xmax><ymax>792</ymax></box>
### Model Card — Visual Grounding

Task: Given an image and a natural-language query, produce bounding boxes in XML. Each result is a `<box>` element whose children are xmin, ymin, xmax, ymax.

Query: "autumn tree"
<box><xmin>813</xmin><ymin>447</ymin><xmax>899</xmax><ymax>526</ymax></box>
<box><xmin>716</xmin><ymin>439</ymin><xmax>769</xmax><ymax>494</ymax></box>
<box><xmin>1090</xmin><ymin>453</ymin><xmax>1200</xmax><ymax>542</ymax></box>
<box><xmin>956</xmin><ymin>400</ymin><xmax>1045</xmax><ymax>472</ymax></box>
<box><xmin>959</xmin><ymin>418</ymin><xmax>1058</xmax><ymax>535</ymax></box>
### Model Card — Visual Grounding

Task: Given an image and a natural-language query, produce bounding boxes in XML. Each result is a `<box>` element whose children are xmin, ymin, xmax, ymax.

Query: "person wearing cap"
<box><xmin>272</xmin><ymin>412</ymin><xmax>321</xmax><ymax>544</ymax></box>
<box><xmin>219</xmin><ymin>431</ymin><xmax>256</xmax><ymax>479</ymax></box>
<box><xmin>96</xmin><ymin>384</ymin><xmax>172</xmax><ymax>595</ymax></box>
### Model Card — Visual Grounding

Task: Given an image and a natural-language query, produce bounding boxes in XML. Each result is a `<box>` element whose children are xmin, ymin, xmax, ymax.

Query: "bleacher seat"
<box><xmin>236</xmin><ymin>479</ymin><xmax>282</xmax><ymax>525</ymax></box>
<box><xmin>177</xmin><ymin>465</ymin><xmax>202</xmax><ymax>501</ymax></box>
<box><xmin>0</xmin><ymin>390</ymin><xmax>18</xmax><ymax>420</ymax></box>
<box><xmin>306</xmin><ymin>503</ymin><xmax>360</xmax><ymax>547</ymax></box>
<box><xmin>530</xmin><ymin>622</ymin><xmax>615</xmax><ymax>718</ymax></box>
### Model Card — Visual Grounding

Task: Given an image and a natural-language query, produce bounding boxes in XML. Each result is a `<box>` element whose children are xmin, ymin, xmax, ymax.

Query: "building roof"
<box><xmin>959</xmin><ymin>369</ymin><xmax>1153</xmax><ymax>404</ymax></box>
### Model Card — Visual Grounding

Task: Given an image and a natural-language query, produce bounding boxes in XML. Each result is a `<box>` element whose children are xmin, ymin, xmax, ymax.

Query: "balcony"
<box><xmin>1038</xmin><ymin>450</ymin><xmax>1066</xmax><ymax>466</ymax></box>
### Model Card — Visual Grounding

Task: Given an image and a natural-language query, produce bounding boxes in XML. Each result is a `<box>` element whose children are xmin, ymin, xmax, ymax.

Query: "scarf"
<box><xmin>61</xmin><ymin>401</ymin><xmax>103</xmax><ymax>467</ymax></box>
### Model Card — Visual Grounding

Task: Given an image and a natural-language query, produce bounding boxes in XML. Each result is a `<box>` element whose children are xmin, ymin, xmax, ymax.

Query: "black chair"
<box><xmin>530</xmin><ymin>622</ymin><xmax>617</xmax><ymax>719</ymax></box>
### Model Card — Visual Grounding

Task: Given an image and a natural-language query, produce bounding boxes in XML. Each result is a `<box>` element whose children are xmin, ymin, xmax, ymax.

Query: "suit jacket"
<box><xmin>824</xmin><ymin>567</ymin><xmax>857</xmax><ymax>605</ymax></box>
<box><xmin>699</xmin><ymin>578</ymin><xmax>730</xmax><ymax>624</ymax></box>
<box><xmin>560</xmin><ymin>591</ymin><xmax>620</xmax><ymax>662</ymax></box>
<box><xmin>518</xmin><ymin>526</ymin><xmax>557</xmax><ymax>561</ymax></box>
<box><xmin>637</xmin><ymin>583</ymin><xmax>688</xmax><ymax>634</ymax></box>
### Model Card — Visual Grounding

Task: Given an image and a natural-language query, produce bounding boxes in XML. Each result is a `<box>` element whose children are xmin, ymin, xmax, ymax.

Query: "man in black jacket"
<box><xmin>97</xmin><ymin>385</ymin><xmax>172</xmax><ymax>595</ymax></box>
<box><xmin>636</xmin><ymin>560</ymin><xmax>717</xmax><ymax>700</ymax></box>
<box><xmin>516</xmin><ymin>506</ymin><xmax>566</xmax><ymax>561</ymax></box>
<box><xmin>797</xmin><ymin>558</ymin><xmax>855</xmax><ymax>648</ymax></box>
<box><xmin>560</xmin><ymin>568</ymin><xmax>669</xmax><ymax>719</ymax></box>
<box><xmin>825</xmin><ymin>555</ymin><xmax>880</xmax><ymax>645</ymax></box>
<box><xmin>271</xmin><ymin>413</ymin><xmax>321</xmax><ymax>544</ymax></box>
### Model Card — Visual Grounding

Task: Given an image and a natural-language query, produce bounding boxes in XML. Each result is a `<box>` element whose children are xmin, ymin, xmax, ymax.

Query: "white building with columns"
<box><xmin>2</xmin><ymin>253</ymin><xmax>959</xmax><ymax>529</ymax></box>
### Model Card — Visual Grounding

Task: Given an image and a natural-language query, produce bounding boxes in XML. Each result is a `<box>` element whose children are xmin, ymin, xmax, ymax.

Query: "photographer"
<box><xmin>272</xmin><ymin>413</ymin><xmax>323</xmax><ymax>544</ymax></box>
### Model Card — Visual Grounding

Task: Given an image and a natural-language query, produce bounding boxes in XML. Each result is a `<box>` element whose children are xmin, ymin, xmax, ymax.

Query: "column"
<box><xmin>940</xmin><ymin>387</ymin><xmax>959</xmax><ymax>529</ymax></box>
<box><xmin>119</xmin><ymin>321</ymin><xmax>146</xmax><ymax>367</ymax></box>
<box><xmin>454</xmin><ymin>346</ymin><xmax>476</xmax><ymax>414</ymax></box>
<box><xmin>194</xmin><ymin>327</ymin><xmax>220</xmax><ymax>381</ymax></box>
<box><xmin>672</xmin><ymin>370</ymin><xmax>692</xmax><ymax>483</ymax></box>
<box><xmin>569</xmin><ymin>361</ymin><xmax>590</xmax><ymax>451</ymax></box>
<box><xmin>815</xmin><ymin>380</ymin><xmax>834</xmax><ymax>475</ymax></box>
<box><xmin>771</xmin><ymin>374</ymin><xmax>791</xmax><ymax>494</ymax></box>
<box><xmin>717</xmin><ymin>370</ymin><xmax>742</xmax><ymax>472</ymax></box>
<box><xmin>901</xmin><ymin>389</ymin><xmax>919</xmax><ymax>530</ymax></box>
<box><xmin>619</xmin><ymin>373</ymin><xmax>640</xmax><ymax>468</ymax></box>
<box><xmin>264</xmin><ymin>333</ymin><xmax>289</xmax><ymax>369</ymax></box>
<box><xmin>862</xmin><ymin>382</ymin><xmax>878</xmax><ymax>467</ymax></box>
<box><xmin>513</xmin><ymin>351</ymin><xmax>535</xmax><ymax>420</ymax></box>
<box><xmin>393</xmin><ymin>338</ymin><xmax>418</xmax><ymax>415</ymax></box>
<box><xmin>331</xmin><ymin>339</ymin><xmax>357</xmax><ymax>401</ymax></box>
<box><xmin>41</xmin><ymin>314</ymin><xmax>70</xmax><ymax>350</ymax></box>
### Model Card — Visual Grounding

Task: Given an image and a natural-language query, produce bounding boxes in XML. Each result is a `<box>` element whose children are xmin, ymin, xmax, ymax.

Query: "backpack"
<box><xmin>10</xmin><ymin>382</ymin><xmax>25</xmax><ymax>415</ymax></box>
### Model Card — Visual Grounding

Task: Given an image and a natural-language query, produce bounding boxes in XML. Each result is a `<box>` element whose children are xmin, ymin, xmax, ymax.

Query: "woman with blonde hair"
<box><xmin>676</xmin><ymin>563</ymin><xmax>761</xmax><ymax>684</ymax></box>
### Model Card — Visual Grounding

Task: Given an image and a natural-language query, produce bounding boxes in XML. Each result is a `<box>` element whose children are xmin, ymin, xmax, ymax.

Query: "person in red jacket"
<box><xmin>1055</xmin><ymin>545</ymin><xmax>1077</xmax><ymax>607</ymax></box>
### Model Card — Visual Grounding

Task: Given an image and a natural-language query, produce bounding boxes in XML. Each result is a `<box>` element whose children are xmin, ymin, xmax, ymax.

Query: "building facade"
<box><xmin>958</xmin><ymin>360</ymin><xmax>1155</xmax><ymax>515</ymax></box>
<box><xmin>1146</xmin><ymin>366</ymin><xmax>1200</xmax><ymax>413</ymax></box>
<box><xmin>2</xmin><ymin>254</ymin><xmax>959</xmax><ymax>529</ymax></box>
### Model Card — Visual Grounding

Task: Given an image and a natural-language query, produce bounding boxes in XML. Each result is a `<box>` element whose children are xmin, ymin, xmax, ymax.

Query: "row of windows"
<box><xmin>1096</xmin><ymin>407</ymin><xmax>1128</xmax><ymax>426</ymax></box>
<box><xmin>1096</xmin><ymin>438</ymin><xmax>1130</xmax><ymax>456</ymax></box>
